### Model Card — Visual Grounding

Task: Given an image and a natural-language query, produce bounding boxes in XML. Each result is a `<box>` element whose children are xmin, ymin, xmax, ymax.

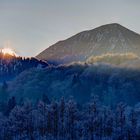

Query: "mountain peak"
<box><xmin>96</xmin><ymin>23</ymin><xmax>122</xmax><ymax>28</ymax></box>
<box><xmin>91</xmin><ymin>23</ymin><xmax>132</xmax><ymax>33</ymax></box>
<box><xmin>37</xmin><ymin>23</ymin><xmax>140</xmax><ymax>65</ymax></box>
<box><xmin>101</xmin><ymin>23</ymin><xmax>122</xmax><ymax>27</ymax></box>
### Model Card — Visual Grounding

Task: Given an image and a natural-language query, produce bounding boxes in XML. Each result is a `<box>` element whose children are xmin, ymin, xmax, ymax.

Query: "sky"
<box><xmin>0</xmin><ymin>0</ymin><xmax>140</xmax><ymax>57</ymax></box>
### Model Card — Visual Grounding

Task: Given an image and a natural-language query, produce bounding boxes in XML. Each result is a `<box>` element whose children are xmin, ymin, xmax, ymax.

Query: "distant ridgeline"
<box><xmin>0</xmin><ymin>52</ymin><xmax>49</xmax><ymax>82</ymax></box>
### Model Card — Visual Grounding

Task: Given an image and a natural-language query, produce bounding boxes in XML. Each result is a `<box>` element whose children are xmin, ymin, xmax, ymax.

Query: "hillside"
<box><xmin>0</xmin><ymin>52</ymin><xmax>49</xmax><ymax>82</ymax></box>
<box><xmin>7</xmin><ymin>63</ymin><xmax>140</xmax><ymax>105</ymax></box>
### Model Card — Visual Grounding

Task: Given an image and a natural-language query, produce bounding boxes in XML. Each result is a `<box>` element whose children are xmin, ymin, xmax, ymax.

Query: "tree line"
<box><xmin>0</xmin><ymin>53</ymin><xmax>48</xmax><ymax>81</ymax></box>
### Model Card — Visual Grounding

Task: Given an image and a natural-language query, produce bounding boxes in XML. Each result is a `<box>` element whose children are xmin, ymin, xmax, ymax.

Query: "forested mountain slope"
<box><xmin>7</xmin><ymin>63</ymin><xmax>140</xmax><ymax>105</ymax></box>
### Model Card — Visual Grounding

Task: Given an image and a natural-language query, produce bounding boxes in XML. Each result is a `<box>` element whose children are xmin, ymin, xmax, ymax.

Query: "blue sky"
<box><xmin>0</xmin><ymin>0</ymin><xmax>140</xmax><ymax>56</ymax></box>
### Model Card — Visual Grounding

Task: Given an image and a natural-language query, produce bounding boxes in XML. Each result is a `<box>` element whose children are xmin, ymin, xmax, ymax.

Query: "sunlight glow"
<box><xmin>1</xmin><ymin>48</ymin><xmax>17</xmax><ymax>56</ymax></box>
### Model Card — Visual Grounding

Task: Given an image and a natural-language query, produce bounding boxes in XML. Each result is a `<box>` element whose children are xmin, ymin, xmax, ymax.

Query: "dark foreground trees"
<box><xmin>0</xmin><ymin>97</ymin><xmax>140</xmax><ymax>140</ymax></box>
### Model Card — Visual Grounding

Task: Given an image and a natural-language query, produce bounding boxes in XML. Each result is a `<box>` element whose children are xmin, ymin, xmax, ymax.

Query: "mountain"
<box><xmin>36</xmin><ymin>23</ymin><xmax>140</xmax><ymax>65</ymax></box>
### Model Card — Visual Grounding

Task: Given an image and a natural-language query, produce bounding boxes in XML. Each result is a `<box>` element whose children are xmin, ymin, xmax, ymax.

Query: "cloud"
<box><xmin>87</xmin><ymin>53</ymin><xmax>139</xmax><ymax>65</ymax></box>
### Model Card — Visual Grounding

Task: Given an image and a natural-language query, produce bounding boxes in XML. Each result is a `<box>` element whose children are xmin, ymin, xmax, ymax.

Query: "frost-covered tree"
<box><xmin>37</xmin><ymin>100</ymin><xmax>48</xmax><ymax>137</ymax></box>
<box><xmin>58</xmin><ymin>97</ymin><xmax>66</xmax><ymax>138</ymax></box>
<box><xmin>0</xmin><ymin>97</ymin><xmax>140</xmax><ymax>139</ymax></box>
<box><xmin>114</xmin><ymin>103</ymin><xmax>126</xmax><ymax>139</ymax></box>
<box><xmin>66</xmin><ymin>98</ymin><xmax>78</xmax><ymax>140</ymax></box>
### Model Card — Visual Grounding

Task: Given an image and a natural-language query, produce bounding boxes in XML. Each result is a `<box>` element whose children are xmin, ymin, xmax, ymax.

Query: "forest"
<box><xmin>4</xmin><ymin>62</ymin><xmax>140</xmax><ymax>106</ymax></box>
<box><xmin>0</xmin><ymin>95</ymin><xmax>140</xmax><ymax>140</ymax></box>
<box><xmin>0</xmin><ymin>53</ymin><xmax>48</xmax><ymax>82</ymax></box>
<box><xmin>1</xmin><ymin>55</ymin><xmax>140</xmax><ymax>140</ymax></box>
